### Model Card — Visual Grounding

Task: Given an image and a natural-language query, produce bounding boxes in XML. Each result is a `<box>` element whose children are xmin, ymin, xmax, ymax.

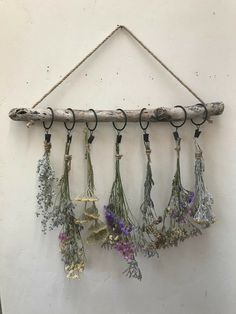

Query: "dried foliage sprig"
<box><xmin>49</xmin><ymin>134</ymin><xmax>86</xmax><ymax>279</ymax></box>
<box><xmin>75</xmin><ymin>130</ymin><xmax>108</xmax><ymax>243</ymax></box>
<box><xmin>139</xmin><ymin>135</ymin><xmax>162</xmax><ymax>257</ymax></box>
<box><xmin>160</xmin><ymin>137</ymin><xmax>201</xmax><ymax>248</ymax></box>
<box><xmin>36</xmin><ymin>133</ymin><xmax>56</xmax><ymax>234</ymax></box>
<box><xmin>103</xmin><ymin>135</ymin><xmax>142</xmax><ymax>280</ymax></box>
<box><xmin>190</xmin><ymin>140</ymin><xmax>215</xmax><ymax>227</ymax></box>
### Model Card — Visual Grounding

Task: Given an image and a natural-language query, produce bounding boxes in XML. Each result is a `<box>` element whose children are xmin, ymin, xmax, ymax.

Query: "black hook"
<box><xmin>86</xmin><ymin>109</ymin><xmax>98</xmax><ymax>143</ymax></box>
<box><xmin>64</xmin><ymin>108</ymin><xmax>75</xmax><ymax>143</ymax></box>
<box><xmin>64</xmin><ymin>108</ymin><xmax>76</xmax><ymax>131</ymax></box>
<box><xmin>43</xmin><ymin>107</ymin><xmax>54</xmax><ymax>143</ymax></box>
<box><xmin>191</xmin><ymin>104</ymin><xmax>208</xmax><ymax>138</ymax></box>
<box><xmin>112</xmin><ymin>109</ymin><xmax>127</xmax><ymax>144</ymax></box>
<box><xmin>139</xmin><ymin>108</ymin><xmax>150</xmax><ymax>142</ymax></box>
<box><xmin>43</xmin><ymin>107</ymin><xmax>54</xmax><ymax>131</ymax></box>
<box><xmin>170</xmin><ymin>105</ymin><xmax>187</xmax><ymax>140</ymax></box>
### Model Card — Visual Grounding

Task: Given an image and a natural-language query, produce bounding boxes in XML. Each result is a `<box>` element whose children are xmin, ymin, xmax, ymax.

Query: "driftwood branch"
<box><xmin>9</xmin><ymin>102</ymin><xmax>224</xmax><ymax>124</ymax></box>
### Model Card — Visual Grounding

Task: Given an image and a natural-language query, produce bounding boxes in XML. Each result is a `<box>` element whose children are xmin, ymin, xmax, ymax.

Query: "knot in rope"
<box><xmin>175</xmin><ymin>144</ymin><xmax>181</xmax><ymax>153</ymax></box>
<box><xmin>115</xmin><ymin>154</ymin><xmax>123</xmax><ymax>160</ymax></box>
<box><xmin>44</xmin><ymin>141</ymin><xmax>51</xmax><ymax>153</ymax></box>
<box><xmin>145</xmin><ymin>149</ymin><xmax>151</xmax><ymax>155</ymax></box>
<box><xmin>195</xmin><ymin>151</ymin><xmax>202</xmax><ymax>159</ymax></box>
<box><xmin>65</xmin><ymin>154</ymin><xmax>72</xmax><ymax>171</ymax></box>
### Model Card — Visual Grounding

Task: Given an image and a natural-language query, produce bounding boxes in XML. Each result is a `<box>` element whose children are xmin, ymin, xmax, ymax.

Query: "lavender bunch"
<box><xmin>49</xmin><ymin>134</ymin><xmax>86</xmax><ymax>279</ymax></box>
<box><xmin>36</xmin><ymin>134</ymin><xmax>56</xmax><ymax>234</ymax></box>
<box><xmin>75</xmin><ymin>130</ymin><xmax>107</xmax><ymax>243</ymax></box>
<box><xmin>139</xmin><ymin>136</ymin><xmax>162</xmax><ymax>257</ymax></box>
<box><xmin>190</xmin><ymin>141</ymin><xmax>215</xmax><ymax>227</ymax></box>
<box><xmin>161</xmin><ymin>137</ymin><xmax>201</xmax><ymax>248</ymax></box>
<box><xmin>103</xmin><ymin>136</ymin><xmax>142</xmax><ymax>280</ymax></box>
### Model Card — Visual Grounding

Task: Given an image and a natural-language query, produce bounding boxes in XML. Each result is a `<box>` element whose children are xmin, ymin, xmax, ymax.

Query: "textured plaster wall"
<box><xmin>0</xmin><ymin>1</ymin><xmax>235</xmax><ymax>314</ymax></box>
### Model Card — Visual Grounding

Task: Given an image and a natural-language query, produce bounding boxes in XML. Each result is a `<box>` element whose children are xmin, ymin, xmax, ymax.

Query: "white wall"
<box><xmin>0</xmin><ymin>1</ymin><xmax>235</xmax><ymax>313</ymax></box>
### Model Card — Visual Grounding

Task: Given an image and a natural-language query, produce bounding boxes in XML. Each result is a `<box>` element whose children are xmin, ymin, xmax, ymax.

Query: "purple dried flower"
<box><xmin>59</xmin><ymin>232</ymin><xmax>68</xmax><ymax>243</ymax></box>
<box><xmin>114</xmin><ymin>241</ymin><xmax>135</xmax><ymax>261</ymax></box>
<box><xmin>104</xmin><ymin>206</ymin><xmax>133</xmax><ymax>236</ymax></box>
<box><xmin>188</xmin><ymin>192</ymin><xmax>195</xmax><ymax>204</ymax></box>
<box><xmin>120</xmin><ymin>223</ymin><xmax>132</xmax><ymax>236</ymax></box>
<box><xmin>105</xmin><ymin>209</ymin><xmax>115</xmax><ymax>226</ymax></box>
<box><xmin>122</xmin><ymin>228</ymin><xmax>130</xmax><ymax>236</ymax></box>
<box><xmin>119</xmin><ymin>220</ymin><xmax>125</xmax><ymax>229</ymax></box>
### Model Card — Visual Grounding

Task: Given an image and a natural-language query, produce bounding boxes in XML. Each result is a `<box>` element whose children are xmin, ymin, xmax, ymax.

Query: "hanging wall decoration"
<box><xmin>36</xmin><ymin>107</ymin><xmax>56</xmax><ymax>234</ymax></box>
<box><xmin>74</xmin><ymin>109</ymin><xmax>108</xmax><ymax>243</ymax></box>
<box><xmin>190</xmin><ymin>104</ymin><xmax>215</xmax><ymax>227</ymax></box>
<box><xmin>161</xmin><ymin>106</ymin><xmax>201</xmax><ymax>248</ymax></box>
<box><xmin>48</xmin><ymin>109</ymin><xmax>86</xmax><ymax>279</ymax></box>
<box><xmin>138</xmin><ymin>108</ymin><xmax>162</xmax><ymax>257</ymax></box>
<box><xmin>8</xmin><ymin>25</ymin><xmax>224</xmax><ymax>280</ymax></box>
<box><xmin>103</xmin><ymin>109</ymin><xmax>142</xmax><ymax>280</ymax></box>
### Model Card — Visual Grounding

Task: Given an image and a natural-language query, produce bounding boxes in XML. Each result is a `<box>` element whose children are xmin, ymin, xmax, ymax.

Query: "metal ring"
<box><xmin>43</xmin><ymin>107</ymin><xmax>54</xmax><ymax>130</ymax></box>
<box><xmin>170</xmin><ymin>105</ymin><xmax>187</xmax><ymax>129</ymax></box>
<box><xmin>112</xmin><ymin>108</ymin><xmax>127</xmax><ymax>132</ymax></box>
<box><xmin>139</xmin><ymin>108</ymin><xmax>149</xmax><ymax>131</ymax></box>
<box><xmin>64</xmin><ymin>108</ymin><xmax>76</xmax><ymax>131</ymax></box>
<box><xmin>191</xmin><ymin>103</ymin><xmax>208</xmax><ymax>127</ymax></box>
<box><xmin>86</xmin><ymin>109</ymin><xmax>98</xmax><ymax>132</ymax></box>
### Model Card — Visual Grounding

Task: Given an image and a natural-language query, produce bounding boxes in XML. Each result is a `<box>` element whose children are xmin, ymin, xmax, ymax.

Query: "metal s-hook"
<box><xmin>170</xmin><ymin>105</ymin><xmax>187</xmax><ymax>140</ymax></box>
<box><xmin>86</xmin><ymin>109</ymin><xmax>98</xmax><ymax>143</ymax></box>
<box><xmin>112</xmin><ymin>108</ymin><xmax>127</xmax><ymax>144</ymax></box>
<box><xmin>191</xmin><ymin>104</ymin><xmax>208</xmax><ymax>138</ymax></box>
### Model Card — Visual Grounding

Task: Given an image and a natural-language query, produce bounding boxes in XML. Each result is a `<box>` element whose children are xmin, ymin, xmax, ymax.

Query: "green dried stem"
<box><xmin>75</xmin><ymin>130</ymin><xmax>107</xmax><ymax>244</ymax></box>
<box><xmin>139</xmin><ymin>139</ymin><xmax>162</xmax><ymax>257</ymax></box>
<box><xmin>84</xmin><ymin>130</ymin><xmax>95</xmax><ymax>198</ymax></box>
<box><xmin>108</xmin><ymin>142</ymin><xmax>133</xmax><ymax>222</ymax></box>
<box><xmin>49</xmin><ymin>134</ymin><xmax>86</xmax><ymax>278</ymax></box>
<box><xmin>36</xmin><ymin>137</ymin><xmax>56</xmax><ymax>234</ymax></box>
<box><xmin>191</xmin><ymin>140</ymin><xmax>215</xmax><ymax>227</ymax></box>
<box><xmin>160</xmin><ymin>137</ymin><xmax>201</xmax><ymax>249</ymax></box>
<box><xmin>59</xmin><ymin>207</ymin><xmax>85</xmax><ymax>279</ymax></box>
<box><xmin>103</xmin><ymin>135</ymin><xmax>142</xmax><ymax>280</ymax></box>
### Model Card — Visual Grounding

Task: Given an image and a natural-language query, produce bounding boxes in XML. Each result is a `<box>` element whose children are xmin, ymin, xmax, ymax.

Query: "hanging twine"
<box><xmin>26</xmin><ymin>25</ymin><xmax>206</xmax><ymax>128</ymax></box>
<box><xmin>44</xmin><ymin>141</ymin><xmax>52</xmax><ymax>153</ymax></box>
<box><xmin>144</xmin><ymin>142</ymin><xmax>151</xmax><ymax>162</ymax></box>
<box><xmin>115</xmin><ymin>154</ymin><xmax>123</xmax><ymax>160</ymax></box>
<box><xmin>65</xmin><ymin>154</ymin><xmax>72</xmax><ymax>171</ymax></box>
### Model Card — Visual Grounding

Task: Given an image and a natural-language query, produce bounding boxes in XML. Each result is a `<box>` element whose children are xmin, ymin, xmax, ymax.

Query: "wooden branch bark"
<box><xmin>9</xmin><ymin>102</ymin><xmax>224</xmax><ymax>123</ymax></box>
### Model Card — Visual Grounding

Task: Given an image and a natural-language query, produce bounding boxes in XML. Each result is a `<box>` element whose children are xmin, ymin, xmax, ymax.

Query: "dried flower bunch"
<box><xmin>160</xmin><ymin>136</ymin><xmax>201</xmax><ymax>248</ymax></box>
<box><xmin>34</xmin><ymin>106</ymin><xmax>217</xmax><ymax>280</ymax></box>
<box><xmin>103</xmin><ymin>132</ymin><xmax>142</xmax><ymax>280</ymax></box>
<box><xmin>190</xmin><ymin>138</ymin><xmax>215</xmax><ymax>227</ymax></box>
<box><xmin>36</xmin><ymin>132</ymin><xmax>56</xmax><ymax>234</ymax></box>
<box><xmin>139</xmin><ymin>132</ymin><xmax>162</xmax><ymax>257</ymax></box>
<box><xmin>49</xmin><ymin>133</ymin><xmax>86</xmax><ymax>279</ymax></box>
<box><xmin>75</xmin><ymin>130</ymin><xmax>108</xmax><ymax>243</ymax></box>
